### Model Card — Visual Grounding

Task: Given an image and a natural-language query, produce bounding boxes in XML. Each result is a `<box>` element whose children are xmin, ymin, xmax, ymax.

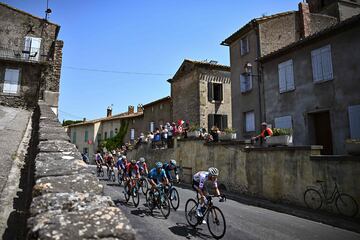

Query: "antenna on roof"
<box><xmin>45</xmin><ymin>0</ymin><xmax>52</xmax><ymax>21</ymax></box>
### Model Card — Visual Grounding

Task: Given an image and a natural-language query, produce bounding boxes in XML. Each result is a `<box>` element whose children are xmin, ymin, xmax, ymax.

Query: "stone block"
<box><xmin>43</xmin><ymin>90</ymin><xmax>59</xmax><ymax>107</ymax></box>
<box><xmin>33</xmin><ymin>173</ymin><xmax>103</xmax><ymax>197</ymax></box>
<box><xmin>35</xmin><ymin>152</ymin><xmax>82</xmax><ymax>162</ymax></box>
<box><xmin>35</xmin><ymin>159</ymin><xmax>94</xmax><ymax>179</ymax></box>
<box><xmin>38</xmin><ymin>140</ymin><xmax>77</xmax><ymax>153</ymax></box>
<box><xmin>39</xmin><ymin>132</ymin><xmax>70</xmax><ymax>142</ymax></box>
<box><xmin>27</xmin><ymin>207</ymin><xmax>135</xmax><ymax>240</ymax></box>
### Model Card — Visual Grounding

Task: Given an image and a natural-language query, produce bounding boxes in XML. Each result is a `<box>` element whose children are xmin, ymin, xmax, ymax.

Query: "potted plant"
<box><xmin>345</xmin><ymin>139</ymin><xmax>360</xmax><ymax>155</ymax></box>
<box><xmin>267</xmin><ymin>128</ymin><xmax>293</xmax><ymax>146</ymax></box>
<box><xmin>219</xmin><ymin>128</ymin><xmax>237</xmax><ymax>140</ymax></box>
<box><xmin>187</xmin><ymin>124</ymin><xmax>201</xmax><ymax>138</ymax></box>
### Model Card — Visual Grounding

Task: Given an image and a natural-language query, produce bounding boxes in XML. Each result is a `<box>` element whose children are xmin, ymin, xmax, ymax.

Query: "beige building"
<box><xmin>168</xmin><ymin>59</ymin><xmax>232</xmax><ymax>131</ymax></box>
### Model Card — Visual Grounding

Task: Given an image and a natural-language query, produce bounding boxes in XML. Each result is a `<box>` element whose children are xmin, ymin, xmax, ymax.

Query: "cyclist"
<box><xmin>163</xmin><ymin>159</ymin><xmax>179</xmax><ymax>183</ymax></box>
<box><xmin>95</xmin><ymin>151</ymin><xmax>104</xmax><ymax>173</ymax></box>
<box><xmin>105</xmin><ymin>153</ymin><xmax>115</xmax><ymax>175</ymax></box>
<box><xmin>192</xmin><ymin>167</ymin><xmax>224</xmax><ymax>217</ymax></box>
<box><xmin>125</xmin><ymin>159</ymin><xmax>140</xmax><ymax>194</ymax></box>
<box><xmin>148</xmin><ymin>162</ymin><xmax>169</xmax><ymax>188</ymax></box>
<box><xmin>137</xmin><ymin>157</ymin><xmax>149</xmax><ymax>176</ymax></box>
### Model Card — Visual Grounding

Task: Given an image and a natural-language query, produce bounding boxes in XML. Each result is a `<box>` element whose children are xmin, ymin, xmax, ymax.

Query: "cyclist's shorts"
<box><xmin>192</xmin><ymin>180</ymin><xmax>200</xmax><ymax>190</ymax></box>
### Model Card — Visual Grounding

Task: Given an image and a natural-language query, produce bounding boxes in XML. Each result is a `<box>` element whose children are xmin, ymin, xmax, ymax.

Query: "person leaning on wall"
<box><xmin>251</xmin><ymin>122</ymin><xmax>273</xmax><ymax>145</ymax></box>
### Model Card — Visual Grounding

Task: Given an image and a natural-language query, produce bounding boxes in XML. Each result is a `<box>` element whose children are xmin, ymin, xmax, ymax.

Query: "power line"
<box><xmin>63</xmin><ymin>66</ymin><xmax>173</xmax><ymax>76</ymax></box>
<box><xmin>59</xmin><ymin>109</ymin><xmax>83</xmax><ymax>119</ymax></box>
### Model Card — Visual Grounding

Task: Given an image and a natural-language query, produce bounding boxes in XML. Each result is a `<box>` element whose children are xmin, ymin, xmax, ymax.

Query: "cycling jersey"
<box><xmin>148</xmin><ymin>168</ymin><xmax>167</xmax><ymax>184</ymax></box>
<box><xmin>126</xmin><ymin>163</ymin><xmax>139</xmax><ymax>177</ymax></box>
<box><xmin>137</xmin><ymin>161</ymin><xmax>148</xmax><ymax>174</ymax></box>
<box><xmin>193</xmin><ymin>171</ymin><xmax>217</xmax><ymax>189</ymax></box>
<box><xmin>163</xmin><ymin>163</ymin><xmax>178</xmax><ymax>180</ymax></box>
<box><xmin>95</xmin><ymin>153</ymin><xmax>103</xmax><ymax>164</ymax></box>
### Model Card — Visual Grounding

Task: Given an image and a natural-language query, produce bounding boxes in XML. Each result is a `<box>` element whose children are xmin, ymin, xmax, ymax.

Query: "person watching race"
<box><xmin>192</xmin><ymin>167</ymin><xmax>224</xmax><ymax>217</ymax></box>
<box><xmin>163</xmin><ymin>159</ymin><xmax>179</xmax><ymax>183</ymax></box>
<box><xmin>251</xmin><ymin>122</ymin><xmax>273</xmax><ymax>145</ymax></box>
<box><xmin>148</xmin><ymin>162</ymin><xmax>169</xmax><ymax>188</ymax></box>
<box><xmin>137</xmin><ymin>157</ymin><xmax>149</xmax><ymax>176</ymax></box>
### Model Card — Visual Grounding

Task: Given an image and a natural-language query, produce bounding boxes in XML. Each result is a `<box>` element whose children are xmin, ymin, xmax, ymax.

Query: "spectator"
<box><xmin>166</xmin><ymin>122</ymin><xmax>174</xmax><ymax>148</ymax></box>
<box><xmin>252</xmin><ymin>122</ymin><xmax>273</xmax><ymax>145</ymax></box>
<box><xmin>210</xmin><ymin>126</ymin><xmax>220</xmax><ymax>142</ymax></box>
<box><xmin>161</xmin><ymin>126</ymin><xmax>168</xmax><ymax>148</ymax></box>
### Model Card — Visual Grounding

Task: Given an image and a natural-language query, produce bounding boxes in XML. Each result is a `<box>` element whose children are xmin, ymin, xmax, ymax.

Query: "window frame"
<box><xmin>208</xmin><ymin>82</ymin><xmax>223</xmax><ymax>103</ymax></box>
<box><xmin>2</xmin><ymin>68</ymin><xmax>21</xmax><ymax>95</ymax></box>
<box><xmin>311</xmin><ymin>44</ymin><xmax>333</xmax><ymax>83</ymax></box>
<box><xmin>274</xmin><ymin>115</ymin><xmax>293</xmax><ymax>129</ymax></box>
<box><xmin>240</xmin><ymin>36</ymin><xmax>249</xmax><ymax>56</ymax></box>
<box><xmin>244</xmin><ymin>111</ymin><xmax>255</xmax><ymax>133</ymax></box>
<box><xmin>240</xmin><ymin>73</ymin><xmax>253</xmax><ymax>93</ymax></box>
<box><xmin>278</xmin><ymin>59</ymin><xmax>295</xmax><ymax>93</ymax></box>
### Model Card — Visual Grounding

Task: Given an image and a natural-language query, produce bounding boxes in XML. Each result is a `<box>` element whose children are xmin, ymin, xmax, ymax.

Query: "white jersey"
<box><xmin>193</xmin><ymin>171</ymin><xmax>218</xmax><ymax>189</ymax></box>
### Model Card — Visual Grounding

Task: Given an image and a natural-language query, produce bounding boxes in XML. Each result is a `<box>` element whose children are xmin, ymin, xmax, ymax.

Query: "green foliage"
<box><xmin>62</xmin><ymin>119</ymin><xmax>83</xmax><ymax>126</ymax></box>
<box><xmin>224</xmin><ymin>128</ymin><xmax>236</xmax><ymax>134</ymax></box>
<box><xmin>188</xmin><ymin>124</ymin><xmax>200</xmax><ymax>132</ymax></box>
<box><xmin>272</xmin><ymin>128</ymin><xmax>292</xmax><ymax>136</ymax></box>
<box><xmin>104</xmin><ymin>120</ymin><xmax>129</xmax><ymax>151</ymax></box>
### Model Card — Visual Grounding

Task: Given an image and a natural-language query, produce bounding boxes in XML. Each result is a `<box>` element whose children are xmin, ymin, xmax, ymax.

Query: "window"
<box><xmin>240</xmin><ymin>73</ymin><xmax>252</xmax><ymax>93</ymax></box>
<box><xmin>278</xmin><ymin>59</ymin><xmax>295</xmax><ymax>93</ymax></box>
<box><xmin>24</xmin><ymin>36</ymin><xmax>41</xmax><ymax>61</ymax></box>
<box><xmin>208</xmin><ymin>82</ymin><xmax>223</xmax><ymax>102</ymax></box>
<box><xmin>72</xmin><ymin>131</ymin><xmax>77</xmax><ymax>143</ymax></box>
<box><xmin>150</xmin><ymin>122</ymin><xmax>155</xmax><ymax>132</ymax></box>
<box><xmin>97</xmin><ymin>133</ymin><xmax>101</xmax><ymax>142</ymax></box>
<box><xmin>3</xmin><ymin>69</ymin><xmax>20</xmax><ymax>94</ymax></box>
<box><xmin>160</xmin><ymin>104</ymin><xmax>163</xmax><ymax>110</ymax></box>
<box><xmin>240</xmin><ymin>36</ymin><xmax>249</xmax><ymax>55</ymax></box>
<box><xmin>208</xmin><ymin>114</ymin><xmax>228</xmax><ymax>131</ymax></box>
<box><xmin>275</xmin><ymin>115</ymin><xmax>293</xmax><ymax>129</ymax></box>
<box><xmin>130</xmin><ymin>128</ymin><xmax>135</xmax><ymax>140</ymax></box>
<box><xmin>348</xmin><ymin>105</ymin><xmax>360</xmax><ymax>139</ymax></box>
<box><xmin>245</xmin><ymin>111</ymin><xmax>255</xmax><ymax>132</ymax></box>
<box><xmin>110</xmin><ymin>130</ymin><xmax>114</xmax><ymax>138</ymax></box>
<box><xmin>104</xmin><ymin>132</ymin><xmax>108</xmax><ymax>139</ymax></box>
<box><xmin>84</xmin><ymin>130</ymin><xmax>89</xmax><ymax>143</ymax></box>
<box><xmin>311</xmin><ymin>45</ymin><xmax>333</xmax><ymax>82</ymax></box>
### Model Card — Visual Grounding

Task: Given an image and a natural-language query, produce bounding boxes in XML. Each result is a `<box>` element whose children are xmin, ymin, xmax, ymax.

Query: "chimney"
<box><xmin>137</xmin><ymin>104</ymin><xmax>143</xmax><ymax>113</ymax></box>
<box><xmin>83</xmin><ymin>117</ymin><xmax>86</xmax><ymax>122</ymax></box>
<box><xmin>128</xmin><ymin>105</ymin><xmax>134</xmax><ymax>114</ymax></box>
<box><xmin>299</xmin><ymin>2</ymin><xmax>311</xmax><ymax>38</ymax></box>
<box><xmin>107</xmin><ymin>106</ymin><xmax>112</xmax><ymax>117</ymax></box>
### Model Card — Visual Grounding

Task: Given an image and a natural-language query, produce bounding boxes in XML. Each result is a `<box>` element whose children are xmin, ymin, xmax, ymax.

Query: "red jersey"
<box><xmin>126</xmin><ymin>163</ymin><xmax>139</xmax><ymax>176</ymax></box>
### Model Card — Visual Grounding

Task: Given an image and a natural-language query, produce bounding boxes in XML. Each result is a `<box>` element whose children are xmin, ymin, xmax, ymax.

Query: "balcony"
<box><xmin>0</xmin><ymin>46</ymin><xmax>48</xmax><ymax>63</ymax></box>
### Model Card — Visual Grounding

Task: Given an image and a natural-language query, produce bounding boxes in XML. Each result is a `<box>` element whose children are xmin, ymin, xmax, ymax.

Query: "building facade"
<box><xmin>168</xmin><ymin>59</ymin><xmax>232</xmax><ymax>131</ymax></box>
<box><xmin>259</xmin><ymin>14</ymin><xmax>360</xmax><ymax>155</ymax></box>
<box><xmin>221</xmin><ymin>1</ymin><xmax>339</xmax><ymax>140</ymax></box>
<box><xmin>0</xmin><ymin>3</ymin><xmax>63</xmax><ymax>113</ymax></box>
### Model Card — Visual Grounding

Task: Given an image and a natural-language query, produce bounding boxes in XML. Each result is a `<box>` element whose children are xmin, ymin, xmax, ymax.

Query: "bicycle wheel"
<box><xmin>141</xmin><ymin>179</ymin><xmax>149</xmax><ymax>195</ymax></box>
<box><xmin>146</xmin><ymin>190</ymin><xmax>155</xmax><ymax>212</ymax></box>
<box><xmin>117</xmin><ymin>172</ymin><xmax>123</xmax><ymax>185</ymax></box>
<box><xmin>185</xmin><ymin>198</ymin><xmax>199</xmax><ymax>227</ymax></box>
<box><xmin>336</xmin><ymin>193</ymin><xmax>359</xmax><ymax>217</ymax></box>
<box><xmin>123</xmin><ymin>184</ymin><xmax>130</xmax><ymax>203</ymax></box>
<box><xmin>169</xmin><ymin>188</ymin><xmax>180</xmax><ymax>211</ymax></box>
<box><xmin>159</xmin><ymin>194</ymin><xmax>171</xmax><ymax>219</ymax></box>
<box><xmin>111</xmin><ymin>172</ymin><xmax>116</xmax><ymax>182</ymax></box>
<box><xmin>132</xmin><ymin>187</ymin><xmax>140</xmax><ymax>207</ymax></box>
<box><xmin>100</xmin><ymin>168</ymin><xmax>104</xmax><ymax>177</ymax></box>
<box><xmin>207</xmin><ymin>206</ymin><xmax>226</xmax><ymax>239</ymax></box>
<box><xmin>304</xmin><ymin>188</ymin><xmax>322</xmax><ymax>210</ymax></box>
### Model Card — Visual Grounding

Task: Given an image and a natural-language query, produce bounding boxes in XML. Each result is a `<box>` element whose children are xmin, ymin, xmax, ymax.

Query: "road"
<box><xmin>99</xmin><ymin>175</ymin><xmax>360</xmax><ymax>240</ymax></box>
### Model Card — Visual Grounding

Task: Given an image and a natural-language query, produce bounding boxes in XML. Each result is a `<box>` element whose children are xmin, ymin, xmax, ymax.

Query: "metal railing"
<box><xmin>0</xmin><ymin>46</ymin><xmax>48</xmax><ymax>63</ymax></box>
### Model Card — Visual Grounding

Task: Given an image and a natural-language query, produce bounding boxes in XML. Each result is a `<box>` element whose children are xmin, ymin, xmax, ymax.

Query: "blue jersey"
<box><xmin>148</xmin><ymin>168</ymin><xmax>167</xmax><ymax>183</ymax></box>
<box><xmin>163</xmin><ymin>163</ymin><xmax>178</xmax><ymax>180</ymax></box>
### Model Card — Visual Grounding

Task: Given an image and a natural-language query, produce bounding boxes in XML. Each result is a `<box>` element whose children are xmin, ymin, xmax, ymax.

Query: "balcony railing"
<box><xmin>0</xmin><ymin>46</ymin><xmax>48</xmax><ymax>63</ymax></box>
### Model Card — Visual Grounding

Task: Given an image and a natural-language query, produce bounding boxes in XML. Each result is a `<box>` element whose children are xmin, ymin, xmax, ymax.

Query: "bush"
<box><xmin>272</xmin><ymin>128</ymin><xmax>292</xmax><ymax>136</ymax></box>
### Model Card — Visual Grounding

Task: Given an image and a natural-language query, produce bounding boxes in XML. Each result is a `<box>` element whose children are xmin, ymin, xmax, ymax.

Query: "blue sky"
<box><xmin>4</xmin><ymin>0</ymin><xmax>300</xmax><ymax>121</ymax></box>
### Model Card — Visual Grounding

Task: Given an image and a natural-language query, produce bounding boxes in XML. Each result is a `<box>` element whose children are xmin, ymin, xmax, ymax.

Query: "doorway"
<box><xmin>308</xmin><ymin>111</ymin><xmax>333</xmax><ymax>155</ymax></box>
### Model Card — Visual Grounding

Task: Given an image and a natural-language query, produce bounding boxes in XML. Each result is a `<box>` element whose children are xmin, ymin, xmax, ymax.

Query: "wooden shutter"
<box><xmin>222</xmin><ymin>115</ymin><xmax>228</xmax><ymax>130</ymax></box>
<box><xmin>321</xmin><ymin>45</ymin><xmax>333</xmax><ymax>80</ymax></box>
<box><xmin>248</xmin><ymin>74</ymin><xmax>253</xmax><ymax>91</ymax></box>
<box><xmin>208</xmin><ymin>82</ymin><xmax>213</xmax><ymax>101</ymax></box>
<box><xmin>348</xmin><ymin>105</ymin><xmax>360</xmax><ymax>139</ymax></box>
<box><xmin>240</xmin><ymin>74</ymin><xmax>246</xmax><ymax>93</ymax></box>
<box><xmin>30</xmin><ymin>37</ymin><xmax>41</xmax><ymax>61</ymax></box>
<box><xmin>286</xmin><ymin>60</ymin><xmax>295</xmax><ymax>90</ymax></box>
<box><xmin>3</xmin><ymin>69</ymin><xmax>20</xmax><ymax>94</ymax></box>
<box><xmin>208</xmin><ymin>114</ymin><xmax>214</xmax><ymax>132</ymax></box>
<box><xmin>311</xmin><ymin>48</ymin><xmax>323</xmax><ymax>82</ymax></box>
<box><xmin>245</xmin><ymin>111</ymin><xmax>255</xmax><ymax>132</ymax></box>
<box><xmin>275</xmin><ymin>115</ymin><xmax>293</xmax><ymax>129</ymax></box>
<box><xmin>278</xmin><ymin>63</ymin><xmax>286</xmax><ymax>93</ymax></box>
<box><xmin>219</xmin><ymin>84</ymin><xmax>223</xmax><ymax>101</ymax></box>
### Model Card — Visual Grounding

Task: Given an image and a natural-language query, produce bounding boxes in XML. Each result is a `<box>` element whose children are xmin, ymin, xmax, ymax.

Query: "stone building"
<box><xmin>221</xmin><ymin>1</ymin><xmax>339</xmax><ymax>139</ymax></box>
<box><xmin>0</xmin><ymin>3</ymin><xmax>63</xmax><ymax>113</ymax></box>
<box><xmin>168</xmin><ymin>59</ymin><xmax>232</xmax><ymax>131</ymax></box>
<box><xmin>259</xmin><ymin>14</ymin><xmax>360</xmax><ymax>155</ymax></box>
<box><xmin>66</xmin><ymin>96</ymin><xmax>172</xmax><ymax>162</ymax></box>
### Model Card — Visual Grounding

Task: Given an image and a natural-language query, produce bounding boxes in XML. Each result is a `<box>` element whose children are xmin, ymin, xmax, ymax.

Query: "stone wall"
<box><xmin>27</xmin><ymin>101</ymin><xmax>135</xmax><ymax>239</ymax></box>
<box><xmin>128</xmin><ymin>139</ymin><xmax>360</xmax><ymax>218</ymax></box>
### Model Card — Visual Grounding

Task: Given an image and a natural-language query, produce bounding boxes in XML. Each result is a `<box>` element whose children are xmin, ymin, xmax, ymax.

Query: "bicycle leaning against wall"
<box><xmin>304</xmin><ymin>177</ymin><xmax>359</xmax><ymax>217</ymax></box>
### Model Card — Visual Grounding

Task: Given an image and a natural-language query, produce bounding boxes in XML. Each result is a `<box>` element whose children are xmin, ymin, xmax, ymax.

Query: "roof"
<box><xmin>221</xmin><ymin>11</ymin><xmax>296</xmax><ymax>46</ymax></box>
<box><xmin>0</xmin><ymin>2</ymin><xmax>60</xmax><ymax>27</ymax></box>
<box><xmin>168</xmin><ymin>59</ymin><xmax>230</xmax><ymax>83</ymax></box>
<box><xmin>259</xmin><ymin>13</ymin><xmax>360</xmax><ymax>62</ymax></box>
<box><xmin>143</xmin><ymin>96</ymin><xmax>171</xmax><ymax>108</ymax></box>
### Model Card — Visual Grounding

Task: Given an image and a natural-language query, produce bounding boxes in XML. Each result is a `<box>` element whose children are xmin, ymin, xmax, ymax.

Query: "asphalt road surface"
<box><xmin>99</xmin><ymin>175</ymin><xmax>360</xmax><ymax>240</ymax></box>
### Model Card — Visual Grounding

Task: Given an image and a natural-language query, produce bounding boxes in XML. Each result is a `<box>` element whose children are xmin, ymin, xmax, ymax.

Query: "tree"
<box><xmin>103</xmin><ymin>119</ymin><xmax>129</xmax><ymax>151</ymax></box>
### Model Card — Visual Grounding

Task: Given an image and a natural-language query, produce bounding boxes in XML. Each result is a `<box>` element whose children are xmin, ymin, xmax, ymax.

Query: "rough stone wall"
<box><xmin>261</xmin><ymin>23</ymin><xmax>360</xmax><ymax>154</ymax></box>
<box><xmin>128</xmin><ymin>139</ymin><xmax>360</xmax><ymax>218</ymax></box>
<box><xmin>308</xmin><ymin>13</ymin><xmax>338</xmax><ymax>35</ymax></box>
<box><xmin>27</xmin><ymin>101</ymin><xmax>135</xmax><ymax>239</ymax></box>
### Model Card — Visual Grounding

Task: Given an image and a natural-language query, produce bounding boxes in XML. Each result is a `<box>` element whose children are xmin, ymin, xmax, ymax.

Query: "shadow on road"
<box><xmin>169</xmin><ymin>223</ymin><xmax>212</xmax><ymax>239</ymax></box>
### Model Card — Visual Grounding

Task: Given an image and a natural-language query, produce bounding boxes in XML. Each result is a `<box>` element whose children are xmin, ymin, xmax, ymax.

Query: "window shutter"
<box><xmin>311</xmin><ymin>49</ymin><xmax>322</xmax><ymax>82</ymax></box>
<box><xmin>240</xmin><ymin>74</ymin><xmax>245</xmax><ymax>93</ymax></box>
<box><xmin>278</xmin><ymin>64</ymin><xmax>286</xmax><ymax>93</ymax></box>
<box><xmin>219</xmin><ymin>84</ymin><xmax>223</xmax><ymax>101</ymax></box>
<box><xmin>240</xmin><ymin>39</ymin><xmax>244</xmax><ymax>55</ymax></box>
<box><xmin>321</xmin><ymin>45</ymin><xmax>333</xmax><ymax>80</ymax></box>
<box><xmin>208</xmin><ymin>82</ymin><xmax>213</xmax><ymax>101</ymax></box>
<box><xmin>30</xmin><ymin>37</ymin><xmax>41</xmax><ymax>61</ymax></box>
<box><xmin>222</xmin><ymin>115</ymin><xmax>228</xmax><ymax>130</ymax></box>
<box><xmin>245</xmin><ymin>111</ymin><xmax>255</xmax><ymax>132</ymax></box>
<box><xmin>275</xmin><ymin>115</ymin><xmax>293</xmax><ymax>129</ymax></box>
<box><xmin>348</xmin><ymin>105</ymin><xmax>360</xmax><ymax>139</ymax></box>
<box><xmin>286</xmin><ymin>60</ymin><xmax>295</xmax><ymax>90</ymax></box>
<box><xmin>208</xmin><ymin>114</ymin><xmax>214</xmax><ymax>132</ymax></box>
<box><xmin>4</xmin><ymin>69</ymin><xmax>20</xmax><ymax>94</ymax></box>
<box><xmin>249</xmin><ymin>74</ymin><xmax>253</xmax><ymax>91</ymax></box>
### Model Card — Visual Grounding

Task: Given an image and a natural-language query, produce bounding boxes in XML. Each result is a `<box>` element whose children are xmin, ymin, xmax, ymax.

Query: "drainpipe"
<box><xmin>255</xmin><ymin>24</ymin><xmax>263</xmax><ymax>126</ymax></box>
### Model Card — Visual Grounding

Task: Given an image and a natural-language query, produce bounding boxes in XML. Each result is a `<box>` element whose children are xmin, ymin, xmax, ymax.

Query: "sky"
<box><xmin>3</xmin><ymin>0</ymin><xmax>300</xmax><ymax>121</ymax></box>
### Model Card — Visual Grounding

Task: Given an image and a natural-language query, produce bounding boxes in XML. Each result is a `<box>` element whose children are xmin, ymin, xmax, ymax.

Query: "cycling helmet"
<box><xmin>208</xmin><ymin>167</ymin><xmax>219</xmax><ymax>176</ymax></box>
<box><xmin>139</xmin><ymin>157</ymin><xmax>146</xmax><ymax>163</ymax></box>
<box><xmin>156</xmin><ymin>162</ymin><xmax>163</xmax><ymax>168</ymax></box>
<box><xmin>109</xmin><ymin>153</ymin><xmax>113</xmax><ymax>157</ymax></box>
<box><xmin>170</xmin><ymin>159</ymin><xmax>177</xmax><ymax>166</ymax></box>
<box><xmin>130</xmin><ymin>159</ymin><xmax>136</xmax><ymax>164</ymax></box>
